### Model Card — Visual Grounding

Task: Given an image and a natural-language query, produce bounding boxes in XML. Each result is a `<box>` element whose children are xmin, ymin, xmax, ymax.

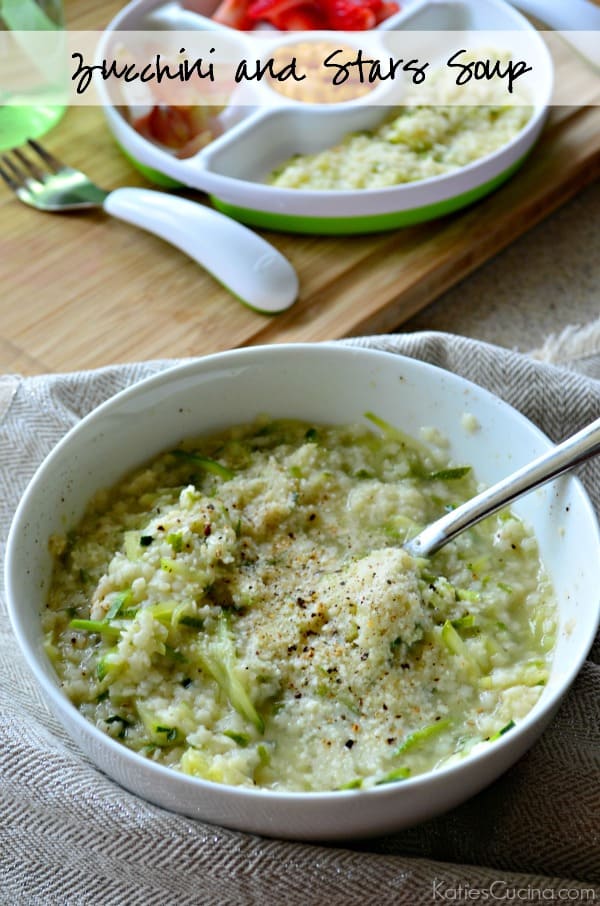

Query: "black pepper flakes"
<box><xmin>344</xmin><ymin>739</ymin><xmax>354</xmax><ymax>749</ymax></box>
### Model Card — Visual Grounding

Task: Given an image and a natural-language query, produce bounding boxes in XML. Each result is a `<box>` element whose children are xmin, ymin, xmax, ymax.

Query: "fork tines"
<box><xmin>26</xmin><ymin>138</ymin><xmax>63</xmax><ymax>172</ymax></box>
<box><xmin>0</xmin><ymin>138</ymin><xmax>63</xmax><ymax>191</ymax></box>
<box><xmin>0</xmin><ymin>158</ymin><xmax>18</xmax><ymax>191</ymax></box>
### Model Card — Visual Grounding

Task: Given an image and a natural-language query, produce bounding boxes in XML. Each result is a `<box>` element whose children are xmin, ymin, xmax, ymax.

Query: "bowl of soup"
<box><xmin>5</xmin><ymin>344</ymin><xmax>599</xmax><ymax>839</ymax></box>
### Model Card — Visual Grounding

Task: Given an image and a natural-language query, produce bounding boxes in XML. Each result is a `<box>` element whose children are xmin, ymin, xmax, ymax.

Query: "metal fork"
<box><xmin>0</xmin><ymin>139</ymin><xmax>297</xmax><ymax>314</ymax></box>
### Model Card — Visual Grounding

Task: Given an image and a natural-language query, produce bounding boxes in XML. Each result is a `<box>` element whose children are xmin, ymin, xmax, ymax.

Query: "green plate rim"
<box><xmin>210</xmin><ymin>157</ymin><xmax>527</xmax><ymax>235</ymax></box>
<box><xmin>118</xmin><ymin>143</ymin><xmax>529</xmax><ymax>235</ymax></box>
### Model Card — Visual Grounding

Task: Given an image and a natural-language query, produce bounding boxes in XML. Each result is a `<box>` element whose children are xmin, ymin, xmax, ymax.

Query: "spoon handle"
<box><xmin>103</xmin><ymin>188</ymin><xmax>298</xmax><ymax>314</ymax></box>
<box><xmin>405</xmin><ymin>417</ymin><xmax>600</xmax><ymax>558</ymax></box>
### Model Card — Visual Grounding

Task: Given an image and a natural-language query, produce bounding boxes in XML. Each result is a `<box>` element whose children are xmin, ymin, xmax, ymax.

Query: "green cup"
<box><xmin>0</xmin><ymin>0</ymin><xmax>66</xmax><ymax>150</ymax></box>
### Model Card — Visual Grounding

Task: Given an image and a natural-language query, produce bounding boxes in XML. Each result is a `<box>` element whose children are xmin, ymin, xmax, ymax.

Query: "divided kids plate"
<box><xmin>98</xmin><ymin>0</ymin><xmax>553</xmax><ymax>234</ymax></box>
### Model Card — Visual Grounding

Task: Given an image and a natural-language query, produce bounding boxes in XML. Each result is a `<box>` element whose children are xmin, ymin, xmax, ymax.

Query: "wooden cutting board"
<box><xmin>0</xmin><ymin>2</ymin><xmax>599</xmax><ymax>375</ymax></box>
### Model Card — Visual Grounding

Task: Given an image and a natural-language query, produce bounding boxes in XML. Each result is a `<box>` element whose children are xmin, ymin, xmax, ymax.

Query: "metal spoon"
<box><xmin>404</xmin><ymin>417</ymin><xmax>600</xmax><ymax>558</ymax></box>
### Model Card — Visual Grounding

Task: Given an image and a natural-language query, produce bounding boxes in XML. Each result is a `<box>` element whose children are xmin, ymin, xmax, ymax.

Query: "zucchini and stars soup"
<box><xmin>43</xmin><ymin>415</ymin><xmax>556</xmax><ymax>791</ymax></box>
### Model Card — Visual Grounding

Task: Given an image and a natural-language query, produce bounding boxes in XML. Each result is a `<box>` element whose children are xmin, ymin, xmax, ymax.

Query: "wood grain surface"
<box><xmin>1</xmin><ymin>0</ymin><xmax>599</xmax><ymax>375</ymax></box>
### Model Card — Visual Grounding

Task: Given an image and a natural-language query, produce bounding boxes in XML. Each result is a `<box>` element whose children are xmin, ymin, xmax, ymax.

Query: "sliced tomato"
<box><xmin>267</xmin><ymin>4</ymin><xmax>327</xmax><ymax>28</ymax></box>
<box><xmin>133</xmin><ymin>106</ymin><xmax>213</xmax><ymax>151</ymax></box>
<box><xmin>210</xmin><ymin>0</ymin><xmax>401</xmax><ymax>30</ymax></box>
<box><xmin>212</xmin><ymin>0</ymin><xmax>254</xmax><ymax>29</ymax></box>
<box><xmin>373</xmin><ymin>0</ymin><xmax>401</xmax><ymax>23</ymax></box>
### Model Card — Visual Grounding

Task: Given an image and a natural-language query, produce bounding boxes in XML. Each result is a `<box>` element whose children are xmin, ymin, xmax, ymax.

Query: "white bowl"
<box><xmin>5</xmin><ymin>344</ymin><xmax>599</xmax><ymax>840</ymax></box>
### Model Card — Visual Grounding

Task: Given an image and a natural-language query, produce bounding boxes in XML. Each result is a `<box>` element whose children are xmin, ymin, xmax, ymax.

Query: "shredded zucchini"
<box><xmin>136</xmin><ymin>702</ymin><xmax>181</xmax><ymax>746</ymax></box>
<box><xmin>338</xmin><ymin>778</ymin><xmax>363</xmax><ymax>790</ymax></box>
<box><xmin>426</xmin><ymin>467</ymin><xmax>472</xmax><ymax>481</ymax></box>
<box><xmin>105</xmin><ymin>590</ymin><xmax>132</xmax><ymax>620</ymax></box>
<box><xmin>441</xmin><ymin>620</ymin><xmax>480</xmax><ymax>676</ymax></box>
<box><xmin>364</xmin><ymin>411</ymin><xmax>430</xmax><ymax>457</ymax></box>
<box><xmin>223</xmin><ymin>730</ymin><xmax>250</xmax><ymax>747</ymax></box>
<box><xmin>69</xmin><ymin>618</ymin><xmax>121</xmax><ymax>640</ymax></box>
<box><xmin>394</xmin><ymin>718</ymin><xmax>452</xmax><ymax>756</ymax></box>
<box><xmin>170</xmin><ymin>450</ymin><xmax>235</xmax><ymax>481</ymax></box>
<box><xmin>376</xmin><ymin>766</ymin><xmax>411</xmax><ymax>785</ymax></box>
<box><xmin>489</xmin><ymin>720</ymin><xmax>516</xmax><ymax>741</ymax></box>
<box><xmin>196</xmin><ymin>614</ymin><xmax>264</xmax><ymax>733</ymax></box>
<box><xmin>97</xmin><ymin>649</ymin><xmax>122</xmax><ymax>682</ymax></box>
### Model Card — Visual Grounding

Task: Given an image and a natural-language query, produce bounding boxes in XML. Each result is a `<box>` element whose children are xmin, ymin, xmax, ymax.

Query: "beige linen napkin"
<box><xmin>1</xmin><ymin>333</ymin><xmax>598</xmax><ymax>905</ymax></box>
